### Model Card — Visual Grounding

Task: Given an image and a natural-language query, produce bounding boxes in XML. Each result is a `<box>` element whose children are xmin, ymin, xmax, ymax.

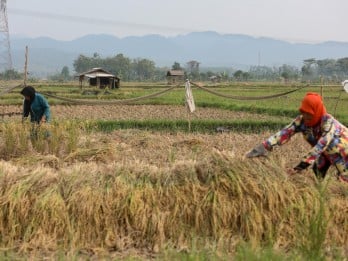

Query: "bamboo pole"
<box><xmin>24</xmin><ymin>46</ymin><xmax>28</xmax><ymax>87</ymax></box>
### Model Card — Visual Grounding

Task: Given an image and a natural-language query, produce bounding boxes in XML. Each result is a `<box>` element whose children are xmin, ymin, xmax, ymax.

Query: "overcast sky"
<box><xmin>6</xmin><ymin>0</ymin><xmax>348</xmax><ymax>43</ymax></box>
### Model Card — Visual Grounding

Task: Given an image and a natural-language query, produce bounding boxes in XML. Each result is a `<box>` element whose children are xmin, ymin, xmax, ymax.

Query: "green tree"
<box><xmin>279</xmin><ymin>64</ymin><xmax>299</xmax><ymax>82</ymax></box>
<box><xmin>61</xmin><ymin>66</ymin><xmax>70</xmax><ymax>80</ymax></box>
<box><xmin>132</xmin><ymin>58</ymin><xmax>156</xmax><ymax>81</ymax></box>
<box><xmin>0</xmin><ymin>69</ymin><xmax>23</xmax><ymax>80</ymax></box>
<box><xmin>107</xmin><ymin>54</ymin><xmax>131</xmax><ymax>81</ymax></box>
<box><xmin>73</xmin><ymin>55</ymin><xmax>93</xmax><ymax>73</ymax></box>
<box><xmin>248</xmin><ymin>66</ymin><xmax>279</xmax><ymax>81</ymax></box>
<box><xmin>242</xmin><ymin>72</ymin><xmax>250</xmax><ymax>81</ymax></box>
<box><xmin>172</xmin><ymin>62</ymin><xmax>182</xmax><ymax>70</ymax></box>
<box><xmin>186</xmin><ymin>60</ymin><xmax>200</xmax><ymax>74</ymax></box>
<box><xmin>49</xmin><ymin>66</ymin><xmax>72</xmax><ymax>82</ymax></box>
<box><xmin>301</xmin><ymin>58</ymin><xmax>318</xmax><ymax>81</ymax></box>
<box><xmin>336</xmin><ymin>57</ymin><xmax>348</xmax><ymax>77</ymax></box>
<box><xmin>316</xmin><ymin>59</ymin><xmax>336</xmax><ymax>76</ymax></box>
<box><xmin>233</xmin><ymin>70</ymin><xmax>244</xmax><ymax>81</ymax></box>
<box><xmin>219</xmin><ymin>71</ymin><xmax>229</xmax><ymax>81</ymax></box>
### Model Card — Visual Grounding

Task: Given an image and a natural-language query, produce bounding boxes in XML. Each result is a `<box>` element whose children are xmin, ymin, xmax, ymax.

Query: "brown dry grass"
<box><xmin>0</xmin><ymin>125</ymin><xmax>347</xmax><ymax>258</ymax></box>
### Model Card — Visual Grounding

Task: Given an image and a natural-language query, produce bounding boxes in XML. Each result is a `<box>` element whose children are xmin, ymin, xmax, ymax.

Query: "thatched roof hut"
<box><xmin>166</xmin><ymin>70</ymin><xmax>185</xmax><ymax>85</ymax></box>
<box><xmin>77</xmin><ymin>68</ymin><xmax>120</xmax><ymax>89</ymax></box>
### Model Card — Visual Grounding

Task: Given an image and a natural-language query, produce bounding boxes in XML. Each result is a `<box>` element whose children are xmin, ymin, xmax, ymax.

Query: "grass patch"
<box><xmin>90</xmin><ymin>119</ymin><xmax>290</xmax><ymax>133</ymax></box>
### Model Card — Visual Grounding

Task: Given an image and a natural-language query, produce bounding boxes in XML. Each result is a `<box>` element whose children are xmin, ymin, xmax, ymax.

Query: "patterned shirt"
<box><xmin>263</xmin><ymin>114</ymin><xmax>348</xmax><ymax>174</ymax></box>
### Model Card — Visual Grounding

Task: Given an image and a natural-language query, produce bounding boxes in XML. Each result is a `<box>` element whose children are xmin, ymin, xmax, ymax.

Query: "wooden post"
<box><xmin>24</xmin><ymin>46</ymin><xmax>28</xmax><ymax>86</ymax></box>
<box><xmin>79</xmin><ymin>75</ymin><xmax>83</xmax><ymax>90</ymax></box>
<box><xmin>97</xmin><ymin>77</ymin><xmax>100</xmax><ymax>89</ymax></box>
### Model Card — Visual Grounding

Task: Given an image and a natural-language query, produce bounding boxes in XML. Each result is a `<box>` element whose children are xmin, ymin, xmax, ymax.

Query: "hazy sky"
<box><xmin>6</xmin><ymin>0</ymin><xmax>348</xmax><ymax>43</ymax></box>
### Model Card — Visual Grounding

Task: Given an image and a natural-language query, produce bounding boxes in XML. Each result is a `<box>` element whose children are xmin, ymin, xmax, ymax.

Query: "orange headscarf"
<box><xmin>299</xmin><ymin>92</ymin><xmax>327</xmax><ymax>126</ymax></box>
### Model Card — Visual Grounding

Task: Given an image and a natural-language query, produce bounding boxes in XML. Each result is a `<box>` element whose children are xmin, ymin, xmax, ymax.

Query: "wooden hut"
<box><xmin>209</xmin><ymin>75</ymin><xmax>221</xmax><ymax>83</ymax></box>
<box><xmin>166</xmin><ymin>70</ymin><xmax>185</xmax><ymax>85</ymax></box>
<box><xmin>77</xmin><ymin>68</ymin><xmax>120</xmax><ymax>89</ymax></box>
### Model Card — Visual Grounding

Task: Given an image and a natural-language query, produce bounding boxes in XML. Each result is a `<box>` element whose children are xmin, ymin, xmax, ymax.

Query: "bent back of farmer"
<box><xmin>21</xmin><ymin>86</ymin><xmax>51</xmax><ymax>124</ymax></box>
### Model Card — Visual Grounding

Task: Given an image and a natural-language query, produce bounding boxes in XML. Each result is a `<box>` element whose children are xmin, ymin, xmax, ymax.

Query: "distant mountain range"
<box><xmin>10</xmin><ymin>31</ymin><xmax>348</xmax><ymax>77</ymax></box>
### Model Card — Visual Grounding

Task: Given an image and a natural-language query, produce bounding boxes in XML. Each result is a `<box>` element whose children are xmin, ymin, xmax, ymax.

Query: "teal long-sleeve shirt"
<box><xmin>23</xmin><ymin>93</ymin><xmax>51</xmax><ymax>123</ymax></box>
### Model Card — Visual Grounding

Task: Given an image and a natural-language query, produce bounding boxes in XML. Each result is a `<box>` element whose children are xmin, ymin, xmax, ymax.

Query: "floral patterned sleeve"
<box><xmin>301</xmin><ymin>117</ymin><xmax>335</xmax><ymax>164</ymax></box>
<box><xmin>263</xmin><ymin>116</ymin><xmax>302</xmax><ymax>150</ymax></box>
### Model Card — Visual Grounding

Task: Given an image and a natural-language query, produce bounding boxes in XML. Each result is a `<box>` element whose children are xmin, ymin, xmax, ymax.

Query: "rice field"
<box><xmin>0</xmin><ymin>82</ymin><xmax>348</xmax><ymax>260</ymax></box>
<box><xmin>2</xmin><ymin>104</ymin><xmax>293</xmax><ymax>121</ymax></box>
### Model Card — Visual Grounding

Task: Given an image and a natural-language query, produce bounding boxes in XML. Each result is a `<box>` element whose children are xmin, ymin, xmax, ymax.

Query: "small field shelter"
<box><xmin>166</xmin><ymin>70</ymin><xmax>185</xmax><ymax>85</ymax></box>
<box><xmin>77</xmin><ymin>68</ymin><xmax>120</xmax><ymax>89</ymax></box>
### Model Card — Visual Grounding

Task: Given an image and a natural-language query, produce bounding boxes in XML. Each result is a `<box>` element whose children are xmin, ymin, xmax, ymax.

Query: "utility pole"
<box><xmin>0</xmin><ymin>0</ymin><xmax>12</xmax><ymax>72</ymax></box>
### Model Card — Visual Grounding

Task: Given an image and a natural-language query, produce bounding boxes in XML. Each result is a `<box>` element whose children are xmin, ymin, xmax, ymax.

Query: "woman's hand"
<box><xmin>287</xmin><ymin>162</ymin><xmax>310</xmax><ymax>176</ymax></box>
<box><xmin>293</xmin><ymin>161</ymin><xmax>310</xmax><ymax>172</ymax></box>
<box><xmin>246</xmin><ymin>144</ymin><xmax>268</xmax><ymax>158</ymax></box>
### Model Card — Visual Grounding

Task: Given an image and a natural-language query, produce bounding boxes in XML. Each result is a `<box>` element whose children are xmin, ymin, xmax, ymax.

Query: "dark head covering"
<box><xmin>21</xmin><ymin>86</ymin><xmax>36</xmax><ymax>118</ymax></box>
<box><xmin>20</xmin><ymin>86</ymin><xmax>36</xmax><ymax>101</ymax></box>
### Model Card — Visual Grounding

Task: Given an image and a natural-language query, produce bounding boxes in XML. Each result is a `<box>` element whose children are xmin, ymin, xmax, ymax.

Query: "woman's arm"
<box><xmin>263</xmin><ymin>115</ymin><xmax>302</xmax><ymax>150</ymax></box>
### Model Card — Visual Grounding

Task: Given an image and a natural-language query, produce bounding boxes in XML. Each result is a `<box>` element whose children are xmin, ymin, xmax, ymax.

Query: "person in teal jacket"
<box><xmin>21</xmin><ymin>86</ymin><xmax>50</xmax><ymax>123</ymax></box>
<box><xmin>21</xmin><ymin>86</ymin><xmax>51</xmax><ymax>143</ymax></box>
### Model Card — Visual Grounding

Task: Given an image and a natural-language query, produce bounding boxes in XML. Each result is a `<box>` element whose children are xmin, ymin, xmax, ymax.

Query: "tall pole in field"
<box><xmin>0</xmin><ymin>0</ymin><xmax>12</xmax><ymax>72</ymax></box>
<box><xmin>24</xmin><ymin>46</ymin><xmax>28</xmax><ymax>86</ymax></box>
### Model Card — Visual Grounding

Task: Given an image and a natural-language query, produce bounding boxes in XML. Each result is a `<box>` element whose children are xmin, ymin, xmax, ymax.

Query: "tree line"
<box><xmin>1</xmin><ymin>53</ymin><xmax>348</xmax><ymax>83</ymax></box>
<box><xmin>73</xmin><ymin>53</ymin><xmax>163</xmax><ymax>82</ymax></box>
<box><xmin>71</xmin><ymin>54</ymin><xmax>348</xmax><ymax>83</ymax></box>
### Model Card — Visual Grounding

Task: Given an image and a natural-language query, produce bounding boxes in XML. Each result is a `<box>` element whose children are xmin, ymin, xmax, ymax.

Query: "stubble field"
<box><xmin>0</xmin><ymin>82</ymin><xmax>347</xmax><ymax>260</ymax></box>
<box><xmin>2</xmin><ymin>104</ymin><xmax>290</xmax><ymax>121</ymax></box>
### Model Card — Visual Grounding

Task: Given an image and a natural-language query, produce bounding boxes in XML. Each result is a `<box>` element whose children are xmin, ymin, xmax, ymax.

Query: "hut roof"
<box><xmin>167</xmin><ymin>70</ymin><xmax>185</xmax><ymax>76</ymax></box>
<box><xmin>77</xmin><ymin>68</ymin><xmax>120</xmax><ymax>79</ymax></box>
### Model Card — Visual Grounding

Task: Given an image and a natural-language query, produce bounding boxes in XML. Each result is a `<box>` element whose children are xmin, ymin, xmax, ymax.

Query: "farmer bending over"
<box><xmin>21</xmin><ymin>86</ymin><xmax>51</xmax><ymax>139</ymax></box>
<box><xmin>246</xmin><ymin>92</ymin><xmax>348</xmax><ymax>183</ymax></box>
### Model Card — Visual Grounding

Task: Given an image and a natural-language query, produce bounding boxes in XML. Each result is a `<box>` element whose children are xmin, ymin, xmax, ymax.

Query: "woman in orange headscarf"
<box><xmin>299</xmin><ymin>92</ymin><xmax>326</xmax><ymax>127</ymax></box>
<box><xmin>247</xmin><ymin>92</ymin><xmax>348</xmax><ymax>182</ymax></box>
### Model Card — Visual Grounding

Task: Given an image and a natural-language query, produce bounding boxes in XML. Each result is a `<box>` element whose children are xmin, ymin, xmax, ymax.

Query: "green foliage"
<box><xmin>160</xmin><ymin>249</ymin><xmax>227</xmax><ymax>261</ymax></box>
<box><xmin>301</xmin><ymin>57</ymin><xmax>348</xmax><ymax>81</ymax></box>
<box><xmin>49</xmin><ymin>66</ymin><xmax>72</xmax><ymax>82</ymax></box>
<box><xmin>58</xmin><ymin>53</ymin><xmax>348</xmax><ymax>82</ymax></box>
<box><xmin>235</xmin><ymin>243</ymin><xmax>291</xmax><ymax>261</ymax></box>
<box><xmin>60</xmin><ymin>66</ymin><xmax>71</xmax><ymax>80</ymax></box>
<box><xmin>73</xmin><ymin>53</ymin><xmax>166</xmax><ymax>81</ymax></box>
<box><xmin>2</xmin><ymin>81</ymin><xmax>348</xmax><ymax>125</ymax></box>
<box><xmin>172</xmin><ymin>62</ymin><xmax>182</xmax><ymax>70</ymax></box>
<box><xmin>296</xmin><ymin>182</ymin><xmax>329</xmax><ymax>261</ymax></box>
<box><xmin>233</xmin><ymin>70</ymin><xmax>244</xmax><ymax>81</ymax></box>
<box><xmin>0</xmin><ymin>69</ymin><xmax>23</xmax><ymax>80</ymax></box>
<box><xmin>90</xmin><ymin>119</ymin><xmax>288</xmax><ymax>133</ymax></box>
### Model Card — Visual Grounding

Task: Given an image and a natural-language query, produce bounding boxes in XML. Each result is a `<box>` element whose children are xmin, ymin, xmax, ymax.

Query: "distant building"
<box><xmin>77</xmin><ymin>68</ymin><xmax>120</xmax><ymax>89</ymax></box>
<box><xmin>209</xmin><ymin>75</ymin><xmax>221</xmax><ymax>83</ymax></box>
<box><xmin>166</xmin><ymin>70</ymin><xmax>185</xmax><ymax>85</ymax></box>
<box><xmin>186</xmin><ymin>60</ymin><xmax>200</xmax><ymax>74</ymax></box>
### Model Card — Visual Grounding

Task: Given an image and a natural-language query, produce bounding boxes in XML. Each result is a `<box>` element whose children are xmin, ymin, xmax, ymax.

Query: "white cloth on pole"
<box><xmin>343</xmin><ymin>80</ymin><xmax>348</xmax><ymax>93</ymax></box>
<box><xmin>185</xmin><ymin>80</ymin><xmax>195</xmax><ymax>112</ymax></box>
